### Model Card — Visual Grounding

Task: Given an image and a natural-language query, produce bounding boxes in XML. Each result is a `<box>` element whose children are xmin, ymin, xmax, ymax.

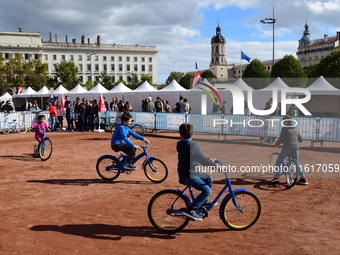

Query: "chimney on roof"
<box><xmin>72</xmin><ymin>38</ymin><xmax>76</xmax><ymax>43</ymax></box>
<box><xmin>81</xmin><ymin>35</ymin><xmax>85</xmax><ymax>44</ymax></box>
<box><xmin>88</xmin><ymin>38</ymin><xmax>90</xmax><ymax>44</ymax></box>
<box><xmin>49</xmin><ymin>32</ymin><xmax>52</xmax><ymax>42</ymax></box>
<box><xmin>337</xmin><ymin>31</ymin><xmax>340</xmax><ymax>41</ymax></box>
<box><xmin>55</xmin><ymin>34</ymin><xmax>58</xmax><ymax>43</ymax></box>
<box><xmin>97</xmin><ymin>35</ymin><xmax>101</xmax><ymax>45</ymax></box>
<box><xmin>66</xmin><ymin>35</ymin><xmax>68</xmax><ymax>43</ymax></box>
<box><xmin>18</xmin><ymin>27</ymin><xmax>23</xmax><ymax>32</ymax></box>
<box><xmin>324</xmin><ymin>34</ymin><xmax>328</xmax><ymax>41</ymax></box>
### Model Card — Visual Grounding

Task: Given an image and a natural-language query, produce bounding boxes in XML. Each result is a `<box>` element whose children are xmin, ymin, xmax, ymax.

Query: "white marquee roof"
<box><xmin>88</xmin><ymin>83</ymin><xmax>109</xmax><ymax>93</ymax></box>
<box><xmin>160</xmin><ymin>80</ymin><xmax>187</xmax><ymax>91</ymax></box>
<box><xmin>109</xmin><ymin>82</ymin><xmax>132</xmax><ymax>92</ymax></box>
<box><xmin>53</xmin><ymin>85</ymin><xmax>69</xmax><ymax>95</ymax></box>
<box><xmin>68</xmin><ymin>84</ymin><xmax>88</xmax><ymax>94</ymax></box>
<box><xmin>134</xmin><ymin>81</ymin><xmax>156</xmax><ymax>92</ymax></box>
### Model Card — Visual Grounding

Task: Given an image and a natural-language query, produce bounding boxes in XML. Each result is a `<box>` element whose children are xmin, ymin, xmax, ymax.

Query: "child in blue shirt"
<box><xmin>111</xmin><ymin>112</ymin><xmax>149</xmax><ymax>169</ymax></box>
<box><xmin>177</xmin><ymin>123</ymin><xmax>217</xmax><ymax>221</ymax></box>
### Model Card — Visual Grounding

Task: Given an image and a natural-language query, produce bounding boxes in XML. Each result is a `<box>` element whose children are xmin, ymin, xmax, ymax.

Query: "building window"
<box><xmin>34</xmin><ymin>54</ymin><xmax>39</xmax><ymax>60</ymax></box>
<box><xmin>126</xmin><ymin>56</ymin><xmax>130</xmax><ymax>61</ymax></box>
<box><xmin>315</xmin><ymin>53</ymin><xmax>318</xmax><ymax>59</ymax></box>
<box><xmin>111</xmin><ymin>64</ymin><xmax>115</xmax><ymax>71</ymax></box>
<box><xmin>95</xmin><ymin>64</ymin><xmax>99</xmax><ymax>71</ymax></box>
<box><xmin>70</xmin><ymin>55</ymin><xmax>74</xmax><ymax>61</ymax></box>
<box><xmin>134</xmin><ymin>65</ymin><xmax>138</xmax><ymax>71</ymax></box>
<box><xmin>24</xmin><ymin>54</ymin><xmax>29</xmax><ymax>60</ymax></box>
<box><xmin>301</xmin><ymin>55</ymin><xmax>305</xmax><ymax>60</ymax></box>
<box><xmin>87</xmin><ymin>55</ymin><xmax>91</xmax><ymax>61</ymax></box>
<box><xmin>141</xmin><ymin>65</ymin><xmax>145</xmax><ymax>72</ymax></box>
<box><xmin>103</xmin><ymin>56</ymin><xmax>107</xmax><ymax>61</ymax></box>
<box><xmin>119</xmin><ymin>76</ymin><xmax>123</xmax><ymax>81</ymax></box>
<box><xmin>141</xmin><ymin>57</ymin><xmax>145</xmax><ymax>62</ymax></box>
<box><xmin>4</xmin><ymin>53</ymin><xmax>9</xmax><ymax>59</ymax></box>
<box><xmin>52</xmin><ymin>55</ymin><xmax>57</xmax><ymax>60</ymax></box>
<box><xmin>111</xmin><ymin>56</ymin><xmax>114</xmax><ymax>61</ymax></box>
<box><xmin>78</xmin><ymin>64</ymin><xmax>83</xmax><ymax>71</ymax></box>
<box><xmin>78</xmin><ymin>55</ymin><xmax>82</xmax><ymax>61</ymax></box>
<box><xmin>118</xmin><ymin>56</ymin><xmax>122</xmax><ymax>61</ymax></box>
<box><xmin>309</xmin><ymin>54</ymin><xmax>312</xmax><ymax>59</ymax></box>
<box><xmin>149</xmin><ymin>65</ymin><xmax>152</xmax><ymax>72</ymax></box>
<box><xmin>111</xmin><ymin>76</ymin><xmax>115</xmax><ymax>83</ymax></box>
<box><xmin>149</xmin><ymin>57</ymin><xmax>152</xmax><ymax>62</ymax></box>
<box><xmin>103</xmin><ymin>64</ymin><xmax>107</xmax><ymax>71</ymax></box>
<box><xmin>134</xmin><ymin>57</ymin><xmax>137</xmax><ymax>62</ymax></box>
<box><xmin>61</xmin><ymin>55</ymin><xmax>66</xmax><ymax>60</ymax></box>
<box><xmin>87</xmin><ymin>76</ymin><xmax>92</xmax><ymax>81</ymax></box>
<box><xmin>94</xmin><ymin>55</ymin><xmax>99</xmax><ymax>61</ymax></box>
<box><xmin>119</xmin><ymin>64</ymin><xmax>123</xmax><ymax>71</ymax></box>
<box><xmin>53</xmin><ymin>64</ymin><xmax>57</xmax><ymax>71</ymax></box>
<box><xmin>216</xmin><ymin>46</ymin><xmax>219</xmax><ymax>54</ymax></box>
<box><xmin>321</xmin><ymin>52</ymin><xmax>325</xmax><ymax>58</ymax></box>
<box><xmin>126</xmin><ymin>64</ymin><xmax>130</xmax><ymax>71</ymax></box>
<box><xmin>87</xmin><ymin>64</ymin><xmax>91</xmax><ymax>71</ymax></box>
<box><xmin>79</xmin><ymin>76</ymin><xmax>83</xmax><ymax>82</ymax></box>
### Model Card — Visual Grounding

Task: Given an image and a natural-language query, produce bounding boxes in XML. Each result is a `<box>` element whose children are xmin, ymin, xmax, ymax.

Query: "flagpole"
<box><xmin>240</xmin><ymin>50</ymin><xmax>242</xmax><ymax>78</ymax></box>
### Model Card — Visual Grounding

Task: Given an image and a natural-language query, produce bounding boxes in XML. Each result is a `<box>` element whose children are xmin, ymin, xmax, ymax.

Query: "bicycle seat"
<box><xmin>179</xmin><ymin>179</ymin><xmax>188</xmax><ymax>186</ymax></box>
<box><xmin>13</xmin><ymin>119</ymin><xmax>17</xmax><ymax>121</ymax></box>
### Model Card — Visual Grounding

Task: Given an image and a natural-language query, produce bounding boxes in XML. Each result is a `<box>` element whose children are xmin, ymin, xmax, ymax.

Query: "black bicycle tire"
<box><xmin>39</xmin><ymin>138</ymin><xmax>53</xmax><ymax>161</ymax></box>
<box><xmin>143</xmin><ymin>158</ymin><xmax>168</xmax><ymax>183</ymax></box>
<box><xmin>96</xmin><ymin>155</ymin><xmax>121</xmax><ymax>181</ymax></box>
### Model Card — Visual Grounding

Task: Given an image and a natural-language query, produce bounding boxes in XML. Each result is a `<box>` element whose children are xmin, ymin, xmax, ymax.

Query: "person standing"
<box><xmin>147</xmin><ymin>97</ymin><xmax>155</xmax><ymax>112</ymax></box>
<box><xmin>174</xmin><ymin>96</ymin><xmax>186</xmax><ymax>113</ymax></box>
<box><xmin>154</xmin><ymin>97</ymin><xmax>163</xmax><ymax>112</ymax></box>
<box><xmin>49</xmin><ymin>100</ymin><xmax>58</xmax><ymax>132</ymax></box>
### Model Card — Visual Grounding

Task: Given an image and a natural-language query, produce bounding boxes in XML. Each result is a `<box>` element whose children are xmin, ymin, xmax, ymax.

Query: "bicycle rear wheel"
<box><xmin>131</xmin><ymin>124</ymin><xmax>144</xmax><ymax>136</ymax></box>
<box><xmin>17</xmin><ymin>122</ymin><xmax>28</xmax><ymax>133</ymax></box>
<box><xmin>286</xmin><ymin>160</ymin><xmax>299</xmax><ymax>187</ymax></box>
<box><xmin>148</xmin><ymin>189</ymin><xmax>190</xmax><ymax>233</ymax></box>
<box><xmin>221</xmin><ymin>191</ymin><xmax>261</xmax><ymax>230</ymax></box>
<box><xmin>143</xmin><ymin>158</ymin><xmax>168</xmax><ymax>183</ymax></box>
<box><xmin>39</xmin><ymin>138</ymin><xmax>53</xmax><ymax>161</ymax></box>
<box><xmin>96</xmin><ymin>156</ymin><xmax>121</xmax><ymax>180</ymax></box>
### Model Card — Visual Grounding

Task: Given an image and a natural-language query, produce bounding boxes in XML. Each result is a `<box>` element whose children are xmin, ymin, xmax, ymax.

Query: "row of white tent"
<box><xmin>1</xmin><ymin>76</ymin><xmax>338</xmax><ymax>101</ymax></box>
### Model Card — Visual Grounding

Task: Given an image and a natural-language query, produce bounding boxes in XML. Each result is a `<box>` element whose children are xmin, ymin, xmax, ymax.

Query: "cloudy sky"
<box><xmin>1</xmin><ymin>0</ymin><xmax>340</xmax><ymax>83</ymax></box>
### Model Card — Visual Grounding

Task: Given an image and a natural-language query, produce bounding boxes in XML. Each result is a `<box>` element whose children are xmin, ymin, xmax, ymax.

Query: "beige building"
<box><xmin>0</xmin><ymin>28</ymin><xmax>158</xmax><ymax>84</ymax></box>
<box><xmin>296</xmin><ymin>23</ymin><xmax>340</xmax><ymax>69</ymax></box>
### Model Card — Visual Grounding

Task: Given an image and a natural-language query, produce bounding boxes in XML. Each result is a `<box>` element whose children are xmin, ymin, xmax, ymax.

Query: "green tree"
<box><xmin>5</xmin><ymin>53</ymin><xmax>26</xmax><ymax>89</ymax></box>
<box><xmin>140</xmin><ymin>74</ymin><xmax>152</xmax><ymax>84</ymax></box>
<box><xmin>0</xmin><ymin>52</ymin><xmax>9</xmax><ymax>95</ymax></box>
<box><xmin>55</xmin><ymin>60</ymin><xmax>79</xmax><ymax>90</ymax></box>
<box><xmin>166</xmin><ymin>71</ymin><xmax>184</xmax><ymax>85</ymax></box>
<box><xmin>270</xmin><ymin>55</ymin><xmax>307</xmax><ymax>87</ymax></box>
<box><xmin>127</xmin><ymin>73</ymin><xmax>140</xmax><ymax>90</ymax></box>
<box><xmin>179</xmin><ymin>73</ymin><xmax>194</xmax><ymax>89</ymax></box>
<box><xmin>314</xmin><ymin>49</ymin><xmax>340</xmax><ymax>78</ymax></box>
<box><xmin>24</xmin><ymin>60</ymin><xmax>49</xmax><ymax>91</ymax></box>
<box><xmin>99</xmin><ymin>71</ymin><xmax>114</xmax><ymax>90</ymax></box>
<box><xmin>242</xmin><ymin>59</ymin><xmax>270</xmax><ymax>89</ymax></box>
<box><xmin>200</xmin><ymin>70</ymin><xmax>216</xmax><ymax>79</ymax></box>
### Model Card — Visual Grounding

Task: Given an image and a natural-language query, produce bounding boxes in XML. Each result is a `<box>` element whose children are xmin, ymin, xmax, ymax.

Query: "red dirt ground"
<box><xmin>0</xmin><ymin>130</ymin><xmax>339</xmax><ymax>255</ymax></box>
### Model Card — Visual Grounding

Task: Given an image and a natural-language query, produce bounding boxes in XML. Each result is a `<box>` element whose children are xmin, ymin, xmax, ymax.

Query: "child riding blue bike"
<box><xmin>111</xmin><ymin>112</ymin><xmax>149</xmax><ymax>170</ymax></box>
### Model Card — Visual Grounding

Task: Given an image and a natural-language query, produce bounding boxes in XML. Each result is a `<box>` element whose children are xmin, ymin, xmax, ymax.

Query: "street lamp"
<box><xmin>261</xmin><ymin>7</ymin><xmax>276</xmax><ymax>65</ymax></box>
<box><xmin>87</xmin><ymin>52</ymin><xmax>96</xmax><ymax>87</ymax></box>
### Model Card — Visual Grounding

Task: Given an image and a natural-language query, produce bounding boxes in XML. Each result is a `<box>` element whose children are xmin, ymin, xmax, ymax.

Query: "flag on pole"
<box><xmin>17</xmin><ymin>86</ymin><xmax>22</xmax><ymax>94</ymax></box>
<box><xmin>241</xmin><ymin>51</ymin><xmax>251</xmax><ymax>62</ymax></box>
<box><xmin>195</xmin><ymin>62</ymin><xmax>200</xmax><ymax>71</ymax></box>
<box><xmin>192</xmin><ymin>62</ymin><xmax>201</xmax><ymax>88</ymax></box>
<box><xmin>98</xmin><ymin>93</ymin><xmax>107</xmax><ymax>112</ymax></box>
<box><xmin>59</xmin><ymin>94</ymin><xmax>65</xmax><ymax>111</ymax></box>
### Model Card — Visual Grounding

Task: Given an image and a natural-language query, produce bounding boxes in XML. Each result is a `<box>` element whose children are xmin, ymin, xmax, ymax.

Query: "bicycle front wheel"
<box><xmin>221</xmin><ymin>191</ymin><xmax>261</xmax><ymax>230</ymax></box>
<box><xmin>131</xmin><ymin>124</ymin><xmax>144</xmax><ymax>136</ymax></box>
<box><xmin>148</xmin><ymin>190</ymin><xmax>190</xmax><ymax>233</ymax></box>
<box><xmin>17</xmin><ymin>122</ymin><xmax>28</xmax><ymax>133</ymax></box>
<box><xmin>39</xmin><ymin>138</ymin><xmax>53</xmax><ymax>161</ymax></box>
<box><xmin>96</xmin><ymin>156</ymin><xmax>120</xmax><ymax>181</ymax></box>
<box><xmin>143</xmin><ymin>158</ymin><xmax>168</xmax><ymax>183</ymax></box>
<box><xmin>3</xmin><ymin>128</ymin><xmax>11</xmax><ymax>135</ymax></box>
<box><xmin>286</xmin><ymin>160</ymin><xmax>299</xmax><ymax>187</ymax></box>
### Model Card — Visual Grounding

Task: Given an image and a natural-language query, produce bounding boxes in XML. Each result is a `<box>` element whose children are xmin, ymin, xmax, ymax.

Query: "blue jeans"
<box><xmin>275</xmin><ymin>148</ymin><xmax>305</xmax><ymax>179</ymax></box>
<box><xmin>181</xmin><ymin>172</ymin><xmax>213</xmax><ymax>209</ymax></box>
<box><xmin>50</xmin><ymin>116</ymin><xmax>57</xmax><ymax>131</ymax></box>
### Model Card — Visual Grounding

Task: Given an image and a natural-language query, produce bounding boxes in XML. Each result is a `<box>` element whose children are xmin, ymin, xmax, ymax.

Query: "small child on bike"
<box><xmin>111</xmin><ymin>112</ymin><xmax>149</xmax><ymax>170</ymax></box>
<box><xmin>31</xmin><ymin>115</ymin><xmax>50</xmax><ymax>151</ymax></box>
<box><xmin>272</xmin><ymin>115</ymin><xmax>308</xmax><ymax>185</ymax></box>
<box><xmin>177</xmin><ymin>123</ymin><xmax>217</xmax><ymax>221</ymax></box>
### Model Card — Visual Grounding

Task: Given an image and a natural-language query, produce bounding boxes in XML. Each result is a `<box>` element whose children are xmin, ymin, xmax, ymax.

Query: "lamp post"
<box><xmin>261</xmin><ymin>7</ymin><xmax>276</xmax><ymax>65</ymax></box>
<box><xmin>87</xmin><ymin>52</ymin><xmax>96</xmax><ymax>87</ymax></box>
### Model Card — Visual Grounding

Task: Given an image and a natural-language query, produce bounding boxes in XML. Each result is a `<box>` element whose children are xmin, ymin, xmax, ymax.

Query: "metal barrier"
<box><xmin>2</xmin><ymin>111</ymin><xmax>340</xmax><ymax>144</ymax></box>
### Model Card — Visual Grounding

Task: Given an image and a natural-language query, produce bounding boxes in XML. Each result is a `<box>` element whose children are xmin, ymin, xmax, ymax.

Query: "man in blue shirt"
<box><xmin>111</xmin><ymin>112</ymin><xmax>149</xmax><ymax>169</ymax></box>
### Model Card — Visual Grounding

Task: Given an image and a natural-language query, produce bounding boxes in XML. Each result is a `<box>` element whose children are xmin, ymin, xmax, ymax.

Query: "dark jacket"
<box><xmin>177</xmin><ymin>139</ymin><xmax>216</xmax><ymax>179</ymax></box>
<box><xmin>275</xmin><ymin>126</ymin><xmax>303</xmax><ymax>150</ymax></box>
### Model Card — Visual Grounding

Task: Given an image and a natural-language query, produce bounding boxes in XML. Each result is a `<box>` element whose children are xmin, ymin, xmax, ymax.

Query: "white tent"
<box><xmin>0</xmin><ymin>92</ymin><xmax>12</xmax><ymax>101</ymax></box>
<box><xmin>232</xmin><ymin>78</ymin><xmax>254</xmax><ymax>91</ymax></box>
<box><xmin>34</xmin><ymin>86</ymin><xmax>50</xmax><ymax>97</ymax></box>
<box><xmin>68</xmin><ymin>84</ymin><xmax>88</xmax><ymax>94</ymax></box>
<box><xmin>88</xmin><ymin>83</ymin><xmax>109</xmax><ymax>93</ymax></box>
<box><xmin>134</xmin><ymin>81</ymin><xmax>156</xmax><ymax>92</ymax></box>
<box><xmin>109</xmin><ymin>82</ymin><xmax>132</xmax><ymax>92</ymax></box>
<box><xmin>16</xmin><ymin>87</ymin><xmax>37</xmax><ymax>97</ymax></box>
<box><xmin>53</xmin><ymin>85</ymin><xmax>69</xmax><ymax>95</ymax></box>
<box><xmin>259</xmin><ymin>77</ymin><xmax>290</xmax><ymax>91</ymax></box>
<box><xmin>160</xmin><ymin>80</ymin><xmax>187</xmax><ymax>91</ymax></box>
<box><xmin>306</xmin><ymin>76</ymin><xmax>340</xmax><ymax>95</ymax></box>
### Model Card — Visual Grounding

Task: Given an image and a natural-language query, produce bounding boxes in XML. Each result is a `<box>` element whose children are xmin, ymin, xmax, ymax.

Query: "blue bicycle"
<box><xmin>96</xmin><ymin>142</ymin><xmax>168</xmax><ymax>183</ymax></box>
<box><xmin>33</xmin><ymin>128</ymin><xmax>53</xmax><ymax>161</ymax></box>
<box><xmin>148</xmin><ymin>160</ymin><xmax>261</xmax><ymax>233</ymax></box>
<box><xmin>270</xmin><ymin>152</ymin><xmax>299</xmax><ymax>187</ymax></box>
